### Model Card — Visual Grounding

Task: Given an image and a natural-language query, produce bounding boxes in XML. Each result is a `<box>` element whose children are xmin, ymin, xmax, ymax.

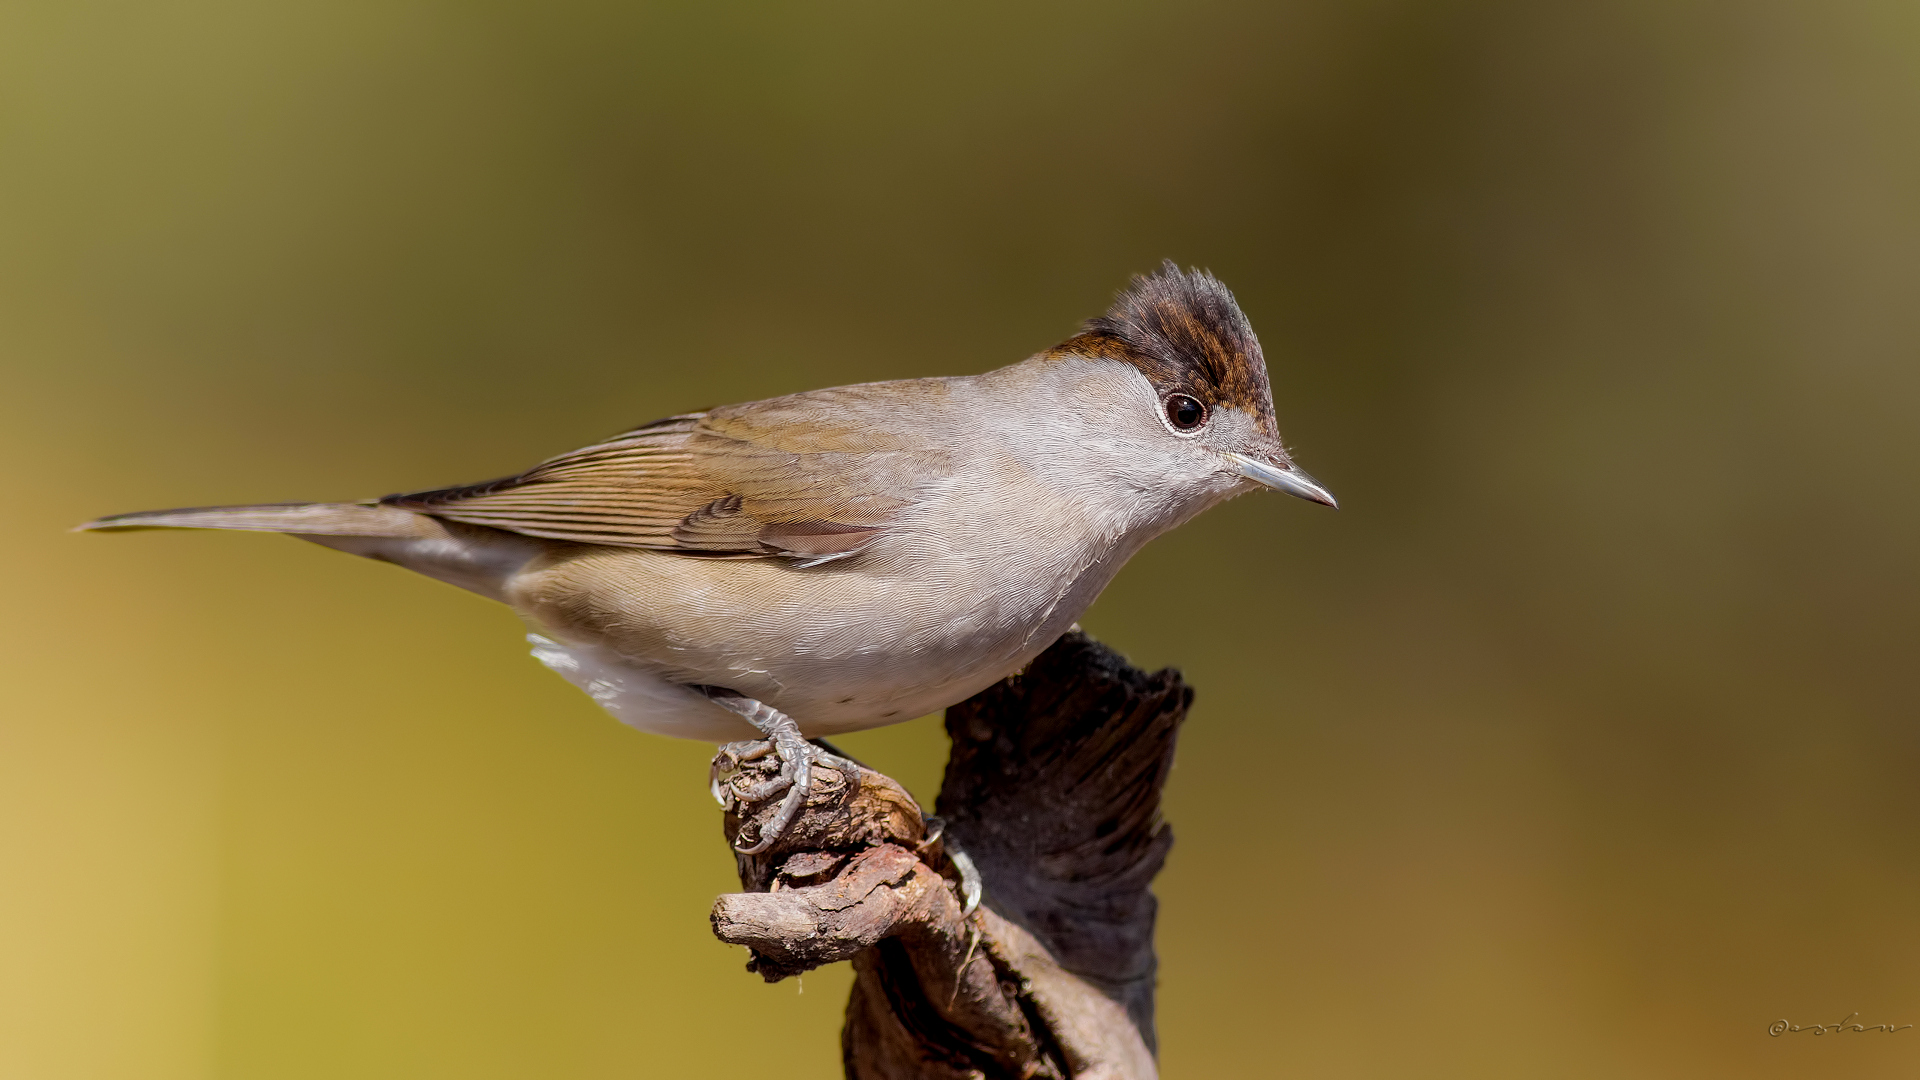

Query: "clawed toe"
<box><xmin>733</xmin><ymin>733</ymin><xmax>817</xmax><ymax>854</ymax></box>
<box><xmin>716</xmin><ymin>739</ymin><xmax>862</xmax><ymax>853</ymax></box>
<box><xmin>698</xmin><ymin>689</ymin><xmax>855</xmax><ymax>854</ymax></box>
<box><xmin>720</xmin><ymin>739</ymin><xmax>776</xmax><ymax>764</ymax></box>
<box><xmin>710</xmin><ymin>739</ymin><xmax>786</xmax><ymax>803</ymax></box>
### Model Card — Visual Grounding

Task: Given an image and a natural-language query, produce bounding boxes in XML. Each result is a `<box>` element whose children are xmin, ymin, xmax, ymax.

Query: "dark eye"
<box><xmin>1164</xmin><ymin>393</ymin><xmax>1206</xmax><ymax>431</ymax></box>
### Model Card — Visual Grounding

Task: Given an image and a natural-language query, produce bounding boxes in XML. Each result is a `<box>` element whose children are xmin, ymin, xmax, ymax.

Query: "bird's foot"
<box><xmin>918</xmin><ymin>815</ymin><xmax>984</xmax><ymax>916</ymax></box>
<box><xmin>700</xmin><ymin>689</ymin><xmax>854</xmax><ymax>854</ymax></box>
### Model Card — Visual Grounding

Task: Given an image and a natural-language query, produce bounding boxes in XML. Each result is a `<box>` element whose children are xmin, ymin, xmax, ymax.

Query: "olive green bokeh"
<box><xmin>4</xmin><ymin>2</ymin><xmax>1918</xmax><ymax>1077</ymax></box>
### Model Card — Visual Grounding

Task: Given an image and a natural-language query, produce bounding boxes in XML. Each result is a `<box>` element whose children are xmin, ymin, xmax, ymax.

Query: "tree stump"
<box><xmin>708</xmin><ymin>630</ymin><xmax>1191</xmax><ymax>1079</ymax></box>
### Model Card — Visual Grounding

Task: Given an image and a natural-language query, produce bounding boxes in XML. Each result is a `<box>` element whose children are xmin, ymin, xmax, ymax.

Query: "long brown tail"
<box><xmin>74</xmin><ymin>502</ymin><xmax>543</xmax><ymax>601</ymax></box>
<box><xmin>74</xmin><ymin>502</ymin><xmax>440</xmax><ymax>537</ymax></box>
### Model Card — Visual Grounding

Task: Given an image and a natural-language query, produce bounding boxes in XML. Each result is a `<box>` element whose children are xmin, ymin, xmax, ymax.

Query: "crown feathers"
<box><xmin>1061</xmin><ymin>261</ymin><xmax>1278</xmax><ymax>438</ymax></box>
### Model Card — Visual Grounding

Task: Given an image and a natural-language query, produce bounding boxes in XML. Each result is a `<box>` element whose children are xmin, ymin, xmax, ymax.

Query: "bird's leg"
<box><xmin>697</xmin><ymin>688</ymin><xmax>854</xmax><ymax>854</ymax></box>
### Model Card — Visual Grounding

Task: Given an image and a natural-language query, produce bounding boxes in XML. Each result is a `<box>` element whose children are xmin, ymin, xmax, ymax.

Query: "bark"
<box><xmin>708</xmin><ymin>631</ymin><xmax>1189</xmax><ymax>1079</ymax></box>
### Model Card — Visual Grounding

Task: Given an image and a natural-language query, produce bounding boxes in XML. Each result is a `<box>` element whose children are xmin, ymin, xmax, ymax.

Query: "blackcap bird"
<box><xmin>78</xmin><ymin>263</ymin><xmax>1335</xmax><ymax>851</ymax></box>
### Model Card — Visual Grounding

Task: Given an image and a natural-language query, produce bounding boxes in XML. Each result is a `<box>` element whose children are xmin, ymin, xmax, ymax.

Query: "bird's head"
<box><xmin>1045</xmin><ymin>262</ymin><xmax>1337</xmax><ymax>512</ymax></box>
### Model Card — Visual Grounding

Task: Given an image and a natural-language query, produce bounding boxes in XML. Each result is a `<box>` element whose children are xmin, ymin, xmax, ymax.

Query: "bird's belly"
<box><xmin>525</xmin><ymin>633</ymin><xmax>753</xmax><ymax>739</ymax></box>
<box><xmin>523</xmin><ymin>628</ymin><xmax>1029</xmax><ymax>742</ymax></box>
<box><xmin>508</xmin><ymin>539</ymin><xmax>1130</xmax><ymax>742</ymax></box>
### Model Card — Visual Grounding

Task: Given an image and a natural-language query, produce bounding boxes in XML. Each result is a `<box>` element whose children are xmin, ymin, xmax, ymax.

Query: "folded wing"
<box><xmin>383</xmin><ymin>403</ymin><xmax>945</xmax><ymax>559</ymax></box>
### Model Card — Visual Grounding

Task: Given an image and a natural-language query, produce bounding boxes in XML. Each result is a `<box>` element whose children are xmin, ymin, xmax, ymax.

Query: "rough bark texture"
<box><xmin>708</xmin><ymin>631</ymin><xmax>1188</xmax><ymax>1079</ymax></box>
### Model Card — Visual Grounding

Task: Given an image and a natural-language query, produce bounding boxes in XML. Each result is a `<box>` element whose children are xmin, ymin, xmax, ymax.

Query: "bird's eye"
<box><xmin>1164</xmin><ymin>393</ymin><xmax>1206</xmax><ymax>431</ymax></box>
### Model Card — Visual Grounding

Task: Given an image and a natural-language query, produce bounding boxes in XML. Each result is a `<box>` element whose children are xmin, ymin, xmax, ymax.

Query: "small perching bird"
<box><xmin>78</xmin><ymin>263</ymin><xmax>1335</xmax><ymax>850</ymax></box>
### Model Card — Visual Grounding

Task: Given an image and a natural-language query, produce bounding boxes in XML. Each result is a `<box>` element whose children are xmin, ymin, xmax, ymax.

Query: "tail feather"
<box><xmin>75</xmin><ymin>502</ymin><xmax>439</xmax><ymax>537</ymax></box>
<box><xmin>75</xmin><ymin>501</ymin><xmax>544</xmax><ymax>602</ymax></box>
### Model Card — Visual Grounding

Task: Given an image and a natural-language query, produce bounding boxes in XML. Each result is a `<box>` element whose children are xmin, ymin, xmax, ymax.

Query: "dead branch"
<box><xmin>708</xmin><ymin>631</ymin><xmax>1187</xmax><ymax>1079</ymax></box>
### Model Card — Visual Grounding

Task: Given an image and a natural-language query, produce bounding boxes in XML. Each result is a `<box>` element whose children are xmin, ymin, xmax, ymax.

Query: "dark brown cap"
<box><xmin>1056</xmin><ymin>262</ymin><xmax>1278</xmax><ymax>439</ymax></box>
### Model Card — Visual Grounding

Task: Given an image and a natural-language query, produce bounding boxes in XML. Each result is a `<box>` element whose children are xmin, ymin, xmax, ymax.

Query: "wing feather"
<box><xmin>381</xmin><ymin>405</ymin><xmax>942</xmax><ymax>557</ymax></box>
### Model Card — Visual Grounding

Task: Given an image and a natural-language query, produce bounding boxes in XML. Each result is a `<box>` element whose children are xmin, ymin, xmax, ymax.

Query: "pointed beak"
<box><xmin>1224</xmin><ymin>452</ymin><xmax>1339</xmax><ymax>508</ymax></box>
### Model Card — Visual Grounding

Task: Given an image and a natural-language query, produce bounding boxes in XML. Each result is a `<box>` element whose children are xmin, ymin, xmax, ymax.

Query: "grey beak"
<box><xmin>1224</xmin><ymin>452</ymin><xmax>1339</xmax><ymax>508</ymax></box>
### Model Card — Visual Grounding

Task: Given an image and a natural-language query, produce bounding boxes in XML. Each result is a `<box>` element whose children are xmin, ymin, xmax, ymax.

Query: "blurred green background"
<box><xmin>3</xmin><ymin>1</ymin><xmax>1918</xmax><ymax>1077</ymax></box>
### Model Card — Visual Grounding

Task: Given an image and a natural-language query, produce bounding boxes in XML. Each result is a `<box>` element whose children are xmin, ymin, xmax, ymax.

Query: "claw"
<box><xmin>709</xmin><ymin>745</ymin><xmax>745</xmax><ymax>806</ymax></box>
<box><xmin>917</xmin><ymin>815</ymin><xmax>984</xmax><ymax>916</ymax></box>
<box><xmin>949</xmin><ymin>846</ymin><xmax>983</xmax><ymax>916</ymax></box>
<box><xmin>695</xmin><ymin>687</ymin><xmax>853</xmax><ymax>854</ymax></box>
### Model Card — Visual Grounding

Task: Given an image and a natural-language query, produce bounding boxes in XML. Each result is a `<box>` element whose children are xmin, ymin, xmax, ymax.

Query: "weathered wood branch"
<box><xmin>709</xmin><ymin>631</ymin><xmax>1189</xmax><ymax>1079</ymax></box>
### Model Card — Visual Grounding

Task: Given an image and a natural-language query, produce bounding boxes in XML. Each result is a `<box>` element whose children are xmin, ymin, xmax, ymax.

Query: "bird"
<box><xmin>77</xmin><ymin>263</ymin><xmax>1335</xmax><ymax>851</ymax></box>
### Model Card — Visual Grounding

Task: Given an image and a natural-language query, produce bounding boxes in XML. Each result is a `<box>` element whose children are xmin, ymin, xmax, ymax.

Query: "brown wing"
<box><xmin>382</xmin><ymin>406</ymin><xmax>940</xmax><ymax>558</ymax></box>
